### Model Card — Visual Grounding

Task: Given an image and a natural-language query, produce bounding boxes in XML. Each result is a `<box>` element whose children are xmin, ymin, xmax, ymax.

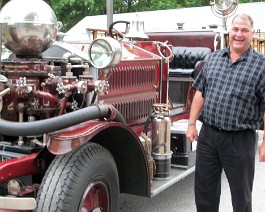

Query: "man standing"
<box><xmin>187</xmin><ymin>14</ymin><xmax>265</xmax><ymax>212</ymax></box>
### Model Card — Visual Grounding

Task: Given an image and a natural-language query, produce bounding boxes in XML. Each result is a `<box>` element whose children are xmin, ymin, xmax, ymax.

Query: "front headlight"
<box><xmin>88</xmin><ymin>37</ymin><xmax>122</xmax><ymax>69</ymax></box>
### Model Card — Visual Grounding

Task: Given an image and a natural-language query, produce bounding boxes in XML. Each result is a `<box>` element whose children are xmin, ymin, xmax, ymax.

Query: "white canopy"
<box><xmin>65</xmin><ymin>2</ymin><xmax>265</xmax><ymax>42</ymax></box>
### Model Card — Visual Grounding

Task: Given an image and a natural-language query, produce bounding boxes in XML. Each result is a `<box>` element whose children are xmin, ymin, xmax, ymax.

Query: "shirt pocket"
<box><xmin>231</xmin><ymin>78</ymin><xmax>255</xmax><ymax>100</ymax></box>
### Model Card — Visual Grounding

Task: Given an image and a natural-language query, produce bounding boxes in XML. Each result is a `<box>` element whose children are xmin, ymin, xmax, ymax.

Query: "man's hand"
<box><xmin>187</xmin><ymin>125</ymin><xmax>198</xmax><ymax>142</ymax></box>
<box><xmin>259</xmin><ymin>141</ymin><xmax>265</xmax><ymax>162</ymax></box>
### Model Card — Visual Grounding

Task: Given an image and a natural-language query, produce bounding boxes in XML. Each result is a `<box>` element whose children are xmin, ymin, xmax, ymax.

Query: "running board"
<box><xmin>0</xmin><ymin>196</ymin><xmax>36</xmax><ymax>210</ymax></box>
<box><xmin>151</xmin><ymin>165</ymin><xmax>195</xmax><ymax>197</ymax></box>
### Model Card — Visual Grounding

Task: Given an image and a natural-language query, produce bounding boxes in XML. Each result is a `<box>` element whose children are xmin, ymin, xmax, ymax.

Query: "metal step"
<box><xmin>151</xmin><ymin>165</ymin><xmax>195</xmax><ymax>197</ymax></box>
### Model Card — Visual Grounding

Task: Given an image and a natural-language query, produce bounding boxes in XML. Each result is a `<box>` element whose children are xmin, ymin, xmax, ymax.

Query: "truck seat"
<box><xmin>169</xmin><ymin>47</ymin><xmax>211</xmax><ymax>79</ymax></box>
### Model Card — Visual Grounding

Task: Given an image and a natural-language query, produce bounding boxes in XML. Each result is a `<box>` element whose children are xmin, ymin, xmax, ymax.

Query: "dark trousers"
<box><xmin>195</xmin><ymin>124</ymin><xmax>256</xmax><ymax>212</ymax></box>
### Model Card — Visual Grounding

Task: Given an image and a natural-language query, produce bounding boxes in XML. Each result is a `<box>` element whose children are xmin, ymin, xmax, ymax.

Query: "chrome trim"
<box><xmin>0</xmin><ymin>196</ymin><xmax>36</xmax><ymax>210</ymax></box>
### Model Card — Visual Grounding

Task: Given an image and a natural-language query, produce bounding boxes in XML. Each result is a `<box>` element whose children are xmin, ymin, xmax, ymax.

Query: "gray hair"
<box><xmin>232</xmin><ymin>14</ymin><xmax>254</xmax><ymax>28</ymax></box>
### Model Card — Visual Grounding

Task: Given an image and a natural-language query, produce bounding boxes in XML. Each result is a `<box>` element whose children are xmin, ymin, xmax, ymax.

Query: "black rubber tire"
<box><xmin>34</xmin><ymin>143</ymin><xmax>119</xmax><ymax>212</ymax></box>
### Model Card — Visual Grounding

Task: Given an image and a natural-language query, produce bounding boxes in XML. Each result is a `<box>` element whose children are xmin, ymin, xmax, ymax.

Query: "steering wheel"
<box><xmin>108</xmin><ymin>20</ymin><xmax>130</xmax><ymax>39</ymax></box>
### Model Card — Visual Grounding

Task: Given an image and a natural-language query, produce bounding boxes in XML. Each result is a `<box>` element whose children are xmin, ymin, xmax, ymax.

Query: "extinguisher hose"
<box><xmin>143</xmin><ymin>112</ymin><xmax>155</xmax><ymax>135</ymax></box>
<box><xmin>0</xmin><ymin>104</ymin><xmax>125</xmax><ymax>136</ymax></box>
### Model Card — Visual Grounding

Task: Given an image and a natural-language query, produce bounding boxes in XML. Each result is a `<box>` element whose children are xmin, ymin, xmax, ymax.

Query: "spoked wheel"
<box><xmin>35</xmin><ymin>143</ymin><xmax>119</xmax><ymax>212</ymax></box>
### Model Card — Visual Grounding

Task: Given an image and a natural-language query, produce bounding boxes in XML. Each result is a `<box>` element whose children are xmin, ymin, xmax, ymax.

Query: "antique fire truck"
<box><xmin>0</xmin><ymin>0</ymin><xmax>239</xmax><ymax>211</ymax></box>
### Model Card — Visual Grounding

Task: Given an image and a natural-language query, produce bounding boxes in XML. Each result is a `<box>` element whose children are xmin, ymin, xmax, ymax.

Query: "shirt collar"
<box><xmin>221</xmin><ymin>46</ymin><xmax>253</xmax><ymax>61</ymax></box>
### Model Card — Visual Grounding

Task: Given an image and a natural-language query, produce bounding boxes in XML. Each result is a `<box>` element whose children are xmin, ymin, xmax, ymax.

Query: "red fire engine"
<box><xmin>0</xmin><ymin>0</ymin><xmax>258</xmax><ymax>211</ymax></box>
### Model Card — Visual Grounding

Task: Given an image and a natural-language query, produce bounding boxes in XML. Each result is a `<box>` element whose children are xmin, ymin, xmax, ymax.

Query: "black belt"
<box><xmin>203</xmin><ymin>122</ymin><xmax>227</xmax><ymax>132</ymax></box>
<box><xmin>203</xmin><ymin>122</ymin><xmax>254</xmax><ymax>133</ymax></box>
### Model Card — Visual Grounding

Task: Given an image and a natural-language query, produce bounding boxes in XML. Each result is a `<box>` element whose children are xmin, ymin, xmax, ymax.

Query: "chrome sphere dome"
<box><xmin>0</xmin><ymin>0</ymin><xmax>58</xmax><ymax>56</ymax></box>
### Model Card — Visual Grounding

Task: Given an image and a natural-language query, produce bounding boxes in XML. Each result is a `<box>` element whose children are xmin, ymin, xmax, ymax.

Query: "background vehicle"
<box><xmin>0</xmin><ymin>0</ymin><xmax>263</xmax><ymax>211</ymax></box>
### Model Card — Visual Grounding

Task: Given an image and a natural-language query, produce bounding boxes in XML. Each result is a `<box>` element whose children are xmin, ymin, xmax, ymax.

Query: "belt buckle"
<box><xmin>206</xmin><ymin>122</ymin><xmax>223</xmax><ymax>131</ymax></box>
<box><xmin>213</xmin><ymin>125</ymin><xmax>223</xmax><ymax>131</ymax></box>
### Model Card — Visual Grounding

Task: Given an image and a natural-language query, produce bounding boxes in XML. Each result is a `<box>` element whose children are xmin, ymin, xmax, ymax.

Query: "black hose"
<box><xmin>0</xmin><ymin>104</ymin><xmax>125</xmax><ymax>136</ymax></box>
<box><xmin>143</xmin><ymin>113</ymin><xmax>154</xmax><ymax>135</ymax></box>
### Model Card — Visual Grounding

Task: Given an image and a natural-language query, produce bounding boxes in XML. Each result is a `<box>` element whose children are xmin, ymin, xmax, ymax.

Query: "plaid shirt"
<box><xmin>193</xmin><ymin>47</ymin><xmax>265</xmax><ymax>131</ymax></box>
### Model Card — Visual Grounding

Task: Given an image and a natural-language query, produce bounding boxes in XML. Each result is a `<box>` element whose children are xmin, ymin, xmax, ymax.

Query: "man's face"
<box><xmin>229</xmin><ymin>16</ymin><xmax>254</xmax><ymax>54</ymax></box>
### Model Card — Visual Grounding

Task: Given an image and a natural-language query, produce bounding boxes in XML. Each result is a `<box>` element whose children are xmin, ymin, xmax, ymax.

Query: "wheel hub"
<box><xmin>79</xmin><ymin>179</ymin><xmax>109</xmax><ymax>212</ymax></box>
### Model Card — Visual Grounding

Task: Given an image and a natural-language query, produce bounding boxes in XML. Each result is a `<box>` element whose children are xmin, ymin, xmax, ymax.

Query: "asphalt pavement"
<box><xmin>119</xmin><ymin>130</ymin><xmax>265</xmax><ymax>212</ymax></box>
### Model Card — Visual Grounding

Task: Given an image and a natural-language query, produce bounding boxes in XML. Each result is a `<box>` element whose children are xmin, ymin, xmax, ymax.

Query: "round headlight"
<box><xmin>88</xmin><ymin>37</ymin><xmax>122</xmax><ymax>69</ymax></box>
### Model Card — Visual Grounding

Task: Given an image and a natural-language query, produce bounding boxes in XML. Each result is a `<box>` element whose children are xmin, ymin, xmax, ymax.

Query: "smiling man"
<box><xmin>187</xmin><ymin>14</ymin><xmax>265</xmax><ymax>212</ymax></box>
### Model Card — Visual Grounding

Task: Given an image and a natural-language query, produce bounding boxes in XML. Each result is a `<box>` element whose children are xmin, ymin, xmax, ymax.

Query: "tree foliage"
<box><xmin>44</xmin><ymin>0</ymin><xmax>263</xmax><ymax>31</ymax></box>
<box><xmin>0</xmin><ymin>0</ymin><xmax>263</xmax><ymax>31</ymax></box>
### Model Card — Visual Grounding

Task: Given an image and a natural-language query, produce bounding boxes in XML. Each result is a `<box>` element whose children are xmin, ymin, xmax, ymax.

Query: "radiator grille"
<box><xmin>99</xmin><ymin>60</ymin><xmax>159</xmax><ymax>125</ymax></box>
<box><xmin>108</xmin><ymin>64</ymin><xmax>156</xmax><ymax>93</ymax></box>
<box><xmin>111</xmin><ymin>93</ymin><xmax>155</xmax><ymax>124</ymax></box>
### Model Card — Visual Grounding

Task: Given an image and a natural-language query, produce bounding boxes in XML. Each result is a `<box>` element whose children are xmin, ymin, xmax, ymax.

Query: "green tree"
<box><xmin>45</xmin><ymin>0</ymin><xmax>108</xmax><ymax>31</ymax></box>
<box><xmin>47</xmin><ymin>0</ymin><xmax>222</xmax><ymax>31</ymax></box>
<box><xmin>10</xmin><ymin>0</ymin><xmax>261</xmax><ymax>31</ymax></box>
<box><xmin>0</xmin><ymin>0</ymin><xmax>10</xmax><ymax>9</ymax></box>
<box><xmin>133</xmin><ymin>0</ymin><xmax>181</xmax><ymax>11</ymax></box>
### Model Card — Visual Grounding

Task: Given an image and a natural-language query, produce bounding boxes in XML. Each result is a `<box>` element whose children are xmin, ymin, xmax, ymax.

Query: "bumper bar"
<box><xmin>0</xmin><ymin>196</ymin><xmax>36</xmax><ymax>210</ymax></box>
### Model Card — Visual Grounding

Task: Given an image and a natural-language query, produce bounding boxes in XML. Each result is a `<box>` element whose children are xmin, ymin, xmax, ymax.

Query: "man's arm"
<box><xmin>186</xmin><ymin>90</ymin><xmax>204</xmax><ymax>142</ymax></box>
<box><xmin>258</xmin><ymin>113</ymin><xmax>265</xmax><ymax>162</ymax></box>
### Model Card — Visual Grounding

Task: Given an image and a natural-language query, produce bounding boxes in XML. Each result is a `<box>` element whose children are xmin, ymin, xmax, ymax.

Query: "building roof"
<box><xmin>65</xmin><ymin>2</ymin><xmax>265</xmax><ymax>42</ymax></box>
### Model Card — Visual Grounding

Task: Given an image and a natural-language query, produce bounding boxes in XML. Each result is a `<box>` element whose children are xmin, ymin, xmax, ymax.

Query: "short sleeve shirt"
<box><xmin>193</xmin><ymin>47</ymin><xmax>265</xmax><ymax>131</ymax></box>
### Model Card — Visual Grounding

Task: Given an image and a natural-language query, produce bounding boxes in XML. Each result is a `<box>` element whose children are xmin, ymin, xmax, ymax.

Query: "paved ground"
<box><xmin>119</xmin><ymin>130</ymin><xmax>265</xmax><ymax>212</ymax></box>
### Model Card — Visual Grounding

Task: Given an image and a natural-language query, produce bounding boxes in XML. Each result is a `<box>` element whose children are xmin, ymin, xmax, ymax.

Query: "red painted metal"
<box><xmin>33</xmin><ymin>90</ymin><xmax>59</xmax><ymax>107</ymax></box>
<box><xmin>97</xmin><ymin>41</ymin><xmax>169</xmax><ymax>126</ymax></box>
<box><xmin>121</xmin><ymin>42</ymin><xmax>160</xmax><ymax>60</ymax></box>
<box><xmin>47</xmin><ymin>120</ymin><xmax>136</xmax><ymax>154</ymax></box>
<box><xmin>147</xmin><ymin>30</ymin><xmax>219</xmax><ymax>51</ymax></box>
<box><xmin>0</xmin><ymin>153</ymin><xmax>41</xmax><ymax>183</ymax></box>
<box><xmin>135</xmin><ymin>41</ymin><xmax>172</xmax><ymax>104</ymax></box>
<box><xmin>99</xmin><ymin>60</ymin><xmax>160</xmax><ymax>125</ymax></box>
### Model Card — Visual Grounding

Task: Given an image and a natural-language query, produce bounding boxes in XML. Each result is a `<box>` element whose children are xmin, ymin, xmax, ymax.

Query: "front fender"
<box><xmin>47</xmin><ymin>120</ymin><xmax>150</xmax><ymax>197</ymax></box>
<box><xmin>47</xmin><ymin>120</ymin><xmax>111</xmax><ymax>155</ymax></box>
